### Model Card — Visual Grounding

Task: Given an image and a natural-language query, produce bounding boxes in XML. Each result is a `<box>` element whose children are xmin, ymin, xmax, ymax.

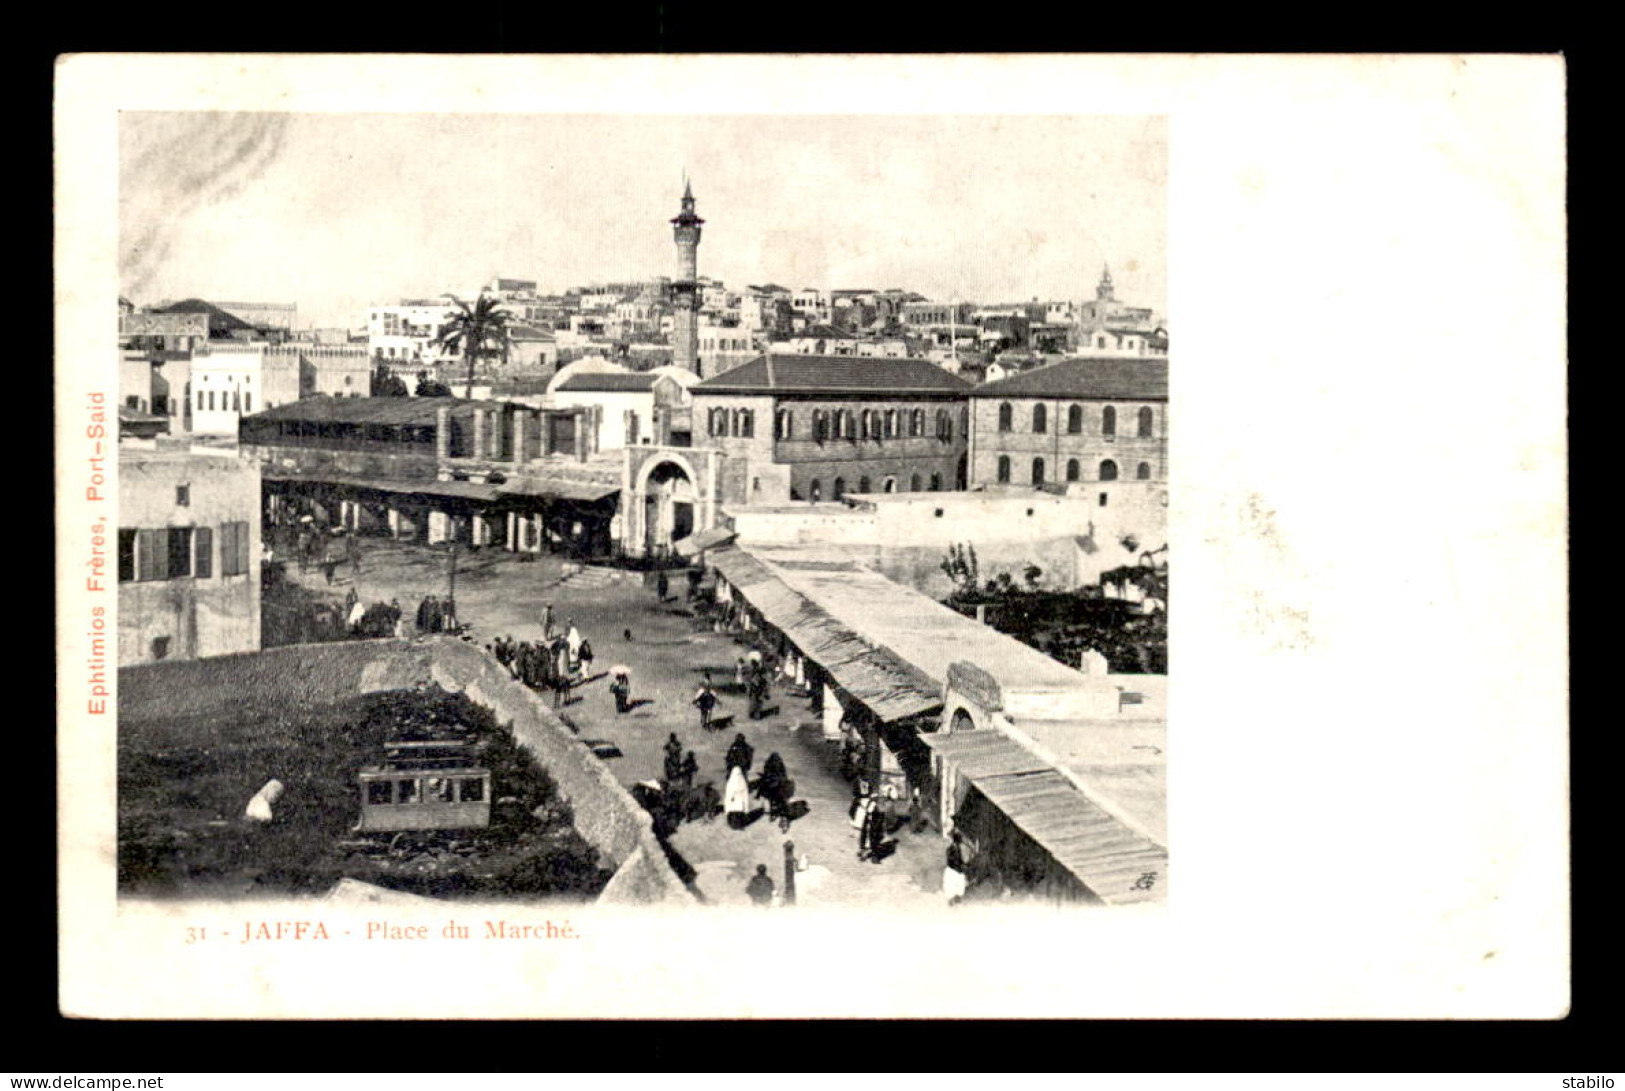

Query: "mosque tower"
<box><xmin>670</xmin><ymin>179</ymin><xmax>705</xmax><ymax>374</ymax></box>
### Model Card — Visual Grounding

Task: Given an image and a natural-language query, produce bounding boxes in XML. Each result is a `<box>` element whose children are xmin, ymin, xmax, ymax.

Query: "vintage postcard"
<box><xmin>55</xmin><ymin>53</ymin><xmax>1567</xmax><ymax>1019</ymax></box>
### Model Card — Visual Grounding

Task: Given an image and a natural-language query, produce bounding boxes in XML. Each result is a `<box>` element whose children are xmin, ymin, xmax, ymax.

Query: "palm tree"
<box><xmin>433</xmin><ymin>293</ymin><xmax>515</xmax><ymax>399</ymax></box>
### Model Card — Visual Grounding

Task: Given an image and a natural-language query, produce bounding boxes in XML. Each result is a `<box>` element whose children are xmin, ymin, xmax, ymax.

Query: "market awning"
<box><xmin>674</xmin><ymin>525</ymin><xmax>737</xmax><ymax>557</ymax></box>
<box><xmin>497</xmin><ymin>476</ymin><xmax>621</xmax><ymax>502</ymax></box>
<box><xmin>260</xmin><ymin>470</ymin><xmax>502</xmax><ymax>503</ymax></box>
<box><xmin>708</xmin><ymin>546</ymin><xmax>941</xmax><ymax>723</ymax></box>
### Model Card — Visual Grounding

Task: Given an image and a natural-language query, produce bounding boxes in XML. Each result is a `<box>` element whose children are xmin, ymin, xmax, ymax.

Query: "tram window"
<box><xmin>430</xmin><ymin>777</ymin><xmax>456</xmax><ymax>803</ymax></box>
<box><xmin>460</xmin><ymin>778</ymin><xmax>485</xmax><ymax>803</ymax></box>
<box><xmin>397</xmin><ymin>779</ymin><xmax>421</xmax><ymax>804</ymax></box>
<box><xmin>367</xmin><ymin>781</ymin><xmax>393</xmax><ymax>805</ymax></box>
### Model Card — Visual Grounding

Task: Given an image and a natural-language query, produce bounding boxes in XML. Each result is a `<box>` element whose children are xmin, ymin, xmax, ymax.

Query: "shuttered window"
<box><xmin>194</xmin><ymin>526</ymin><xmax>213</xmax><ymax>578</ymax></box>
<box><xmin>118</xmin><ymin>530</ymin><xmax>136</xmax><ymax>583</ymax></box>
<box><xmin>220</xmin><ymin>521</ymin><xmax>250</xmax><ymax>576</ymax></box>
<box><xmin>136</xmin><ymin>529</ymin><xmax>158</xmax><ymax>582</ymax></box>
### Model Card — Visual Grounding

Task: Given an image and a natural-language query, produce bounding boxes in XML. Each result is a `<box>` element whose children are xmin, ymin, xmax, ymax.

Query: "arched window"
<box><xmin>912</xmin><ymin>408</ymin><xmax>926</xmax><ymax>437</ymax></box>
<box><xmin>708</xmin><ymin>408</ymin><xmax>725</xmax><ymax>437</ymax></box>
<box><xmin>1138</xmin><ymin>406</ymin><xmax>1154</xmax><ymax>438</ymax></box>
<box><xmin>1067</xmin><ymin>405</ymin><xmax>1084</xmax><ymax>434</ymax></box>
<box><xmin>1137</xmin><ymin>462</ymin><xmax>1152</xmax><ymax>480</ymax></box>
<box><xmin>813</xmin><ymin>409</ymin><xmax>828</xmax><ymax>442</ymax></box>
<box><xmin>809</xmin><ymin>479</ymin><xmax>822</xmax><ymax>502</ymax></box>
<box><xmin>1100</xmin><ymin>459</ymin><xmax>1119</xmax><ymax>481</ymax></box>
<box><xmin>1067</xmin><ymin>459</ymin><xmax>1081</xmax><ymax>482</ymax></box>
<box><xmin>1032</xmin><ymin>404</ymin><xmax>1047</xmax><ymax>433</ymax></box>
<box><xmin>930</xmin><ymin>472</ymin><xmax>942</xmax><ymax>491</ymax></box>
<box><xmin>858</xmin><ymin>476</ymin><xmax>871</xmax><ymax>494</ymax></box>
<box><xmin>997</xmin><ymin>456</ymin><xmax>1011</xmax><ymax>483</ymax></box>
<box><xmin>739</xmin><ymin>409</ymin><xmax>754</xmax><ymax>438</ymax></box>
<box><xmin>910</xmin><ymin>473</ymin><xmax>922</xmax><ymax>491</ymax></box>
<box><xmin>776</xmin><ymin>409</ymin><xmax>794</xmax><ymax>439</ymax></box>
<box><xmin>1032</xmin><ymin>458</ymin><xmax>1046</xmax><ymax>485</ymax></box>
<box><xmin>1102</xmin><ymin>406</ymin><xmax>1117</xmax><ymax>436</ymax></box>
<box><xmin>884</xmin><ymin>409</ymin><xmax>897</xmax><ymax>438</ymax></box>
<box><xmin>833</xmin><ymin>477</ymin><xmax>846</xmax><ymax>500</ymax></box>
<box><xmin>883</xmin><ymin>477</ymin><xmax>896</xmax><ymax>493</ymax></box>
<box><xmin>998</xmin><ymin>402</ymin><xmax>1013</xmax><ymax>432</ymax></box>
<box><xmin>937</xmin><ymin>410</ymin><xmax>952</xmax><ymax>441</ymax></box>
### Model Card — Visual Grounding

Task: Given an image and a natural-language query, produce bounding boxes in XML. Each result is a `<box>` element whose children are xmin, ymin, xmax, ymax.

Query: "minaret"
<box><xmin>670</xmin><ymin>179</ymin><xmax>705</xmax><ymax>375</ymax></box>
<box><xmin>1096</xmin><ymin>263</ymin><xmax>1116</xmax><ymax>302</ymax></box>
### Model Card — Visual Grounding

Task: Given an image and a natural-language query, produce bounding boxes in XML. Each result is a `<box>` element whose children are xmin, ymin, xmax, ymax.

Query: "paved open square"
<box><xmin>279</xmin><ymin>537</ymin><xmax>948</xmax><ymax>908</ymax></box>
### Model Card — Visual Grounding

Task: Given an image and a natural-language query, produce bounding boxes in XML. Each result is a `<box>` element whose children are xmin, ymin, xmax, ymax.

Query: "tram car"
<box><xmin>357</xmin><ymin>737</ymin><xmax>492</xmax><ymax>833</ymax></box>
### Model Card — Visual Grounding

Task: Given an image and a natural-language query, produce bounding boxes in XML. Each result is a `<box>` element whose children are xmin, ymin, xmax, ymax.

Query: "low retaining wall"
<box><xmin>120</xmin><ymin>637</ymin><xmax>695</xmax><ymax>906</ymax></box>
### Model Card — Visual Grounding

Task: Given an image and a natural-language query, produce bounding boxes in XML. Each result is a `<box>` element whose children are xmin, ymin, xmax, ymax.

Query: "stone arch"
<box><xmin>635</xmin><ymin>454</ymin><xmax>702</xmax><ymax>557</ymax></box>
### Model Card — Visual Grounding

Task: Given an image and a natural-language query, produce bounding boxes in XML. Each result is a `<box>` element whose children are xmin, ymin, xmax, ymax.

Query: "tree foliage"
<box><xmin>433</xmin><ymin>292</ymin><xmax>515</xmax><ymax>399</ymax></box>
<box><xmin>371</xmin><ymin>365</ymin><xmax>409</xmax><ymax>397</ymax></box>
<box><xmin>415</xmin><ymin>377</ymin><xmax>452</xmax><ymax>397</ymax></box>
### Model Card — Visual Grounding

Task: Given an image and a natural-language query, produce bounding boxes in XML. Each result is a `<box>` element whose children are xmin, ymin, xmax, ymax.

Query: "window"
<box><xmin>344</xmin><ymin>374</ymin><xmax>353</xmax><ymax>386</ymax></box>
<box><xmin>1068</xmin><ymin>405</ymin><xmax>1084</xmax><ymax>434</ymax></box>
<box><xmin>1033</xmin><ymin>404</ymin><xmax>1047</xmax><ymax>433</ymax></box>
<box><xmin>367</xmin><ymin>781</ymin><xmax>393</xmax><ymax>805</ymax></box>
<box><xmin>1067</xmin><ymin>458</ymin><xmax>1081</xmax><ymax>482</ymax></box>
<box><xmin>929</xmin><ymin>473</ymin><xmax>942</xmax><ymax>491</ymax></box>
<box><xmin>244</xmin><ymin>393</ymin><xmax>252</xmax><ymax>413</ymax></box>
<box><xmin>910</xmin><ymin>474</ymin><xmax>922</xmax><ymax>491</ymax></box>
<box><xmin>997</xmin><ymin>456</ymin><xmax>1011</xmax><ymax>483</ymax></box>
<box><xmin>1099</xmin><ymin>492</ymin><xmax>1109</xmax><ymax>507</ymax></box>
<box><xmin>833</xmin><ymin>477</ymin><xmax>846</xmax><ymax>500</ymax></box>
<box><xmin>1138</xmin><ymin>406</ymin><xmax>1154</xmax><ymax>437</ymax></box>
<box><xmin>397</xmin><ymin>779</ymin><xmax>421</xmax><ymax>805</ymax></box>
<box><xmin>118</xmin><ymin>530</ymin><xmax>136</xmax><ymax>583</ymax></box>
<box><xmin>220</xmin><ymin>521</ymin><xmax>250</xmax><ymax>576</ymax></box>
<box><xmin>884</xmin><ymin>409</ymin><xmax>897</xmax><ymax>438</ymax></box>
<box><xmin>1137</xmin><ymin>462</ymin><xmax>1152</xmax><ymax>480</ymax></box>
<box><xmin>776</xmin><ymin>409</ymin><xmax>794</xmax><ymax>440</ymax></box>
<box><xmin>194</xmin><ymin>526</ymin><xmax>213</xmax><ymax>578</ymax></box>
<box><xmin>937</xmin><ymin>410</ymin><xmax>953</xmax><ymax>441</ymax></box>
<box><xmin>738</xmin><ymin>409</ymin><xmax>754</xmax><ymax>438</ymax></box>
<box><xmin>176</xmin><ymin>485</ymin><xmax>190</xmax><ymax>507</ymax></box>
<box><xmin>998</xmin><ymin>402</ymin><xmax>1013</xmax><ymax>431</ymax></box>
<box><xmin>459</xmin><ymin>778</ymin><xmax>485</xmax><ymax>803</ymax></box>
<box><xmin>809</xmin><ymin>479</ymin><xmax>822</xmax><ymax>502</ymax></box>
<box><xmin>1032</xmin><ymin>458</ymin><xmax>1046</xmax><ymax>486</ymax></box>
<box><xmin>912</xmin><ymin>408</ymin><xmax>925</xmax><ymax>437</ymax></box>
<box><xmin>883</xmin><ymin>477</ymin><xmax>895</xmax><ymax>493</ymax></box>
<box><xmin>858</xmin><ymin>476</ymin><xmax>871</xmax><ymax>493</ymax></box>
<box><xmin>812</xmin><ymin>410</ymin><xmax>828</xmax><ymax>442</ymax></box>
<box><xmin>1100</xmin><ymin>459</ymin><xmax>1119</xmax><ymax>482</ymax></box>
<box><xmin>1102</xmin><ymin>406</ymin><xmax>1117</xmax><ymax>437</ymax></box>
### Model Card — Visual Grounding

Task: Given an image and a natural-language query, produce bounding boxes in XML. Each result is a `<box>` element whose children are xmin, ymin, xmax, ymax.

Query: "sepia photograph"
<box><xmin>112</xmin><ymin>111</ymin><xmax>1169</xmax><ymax>913</ymax></box>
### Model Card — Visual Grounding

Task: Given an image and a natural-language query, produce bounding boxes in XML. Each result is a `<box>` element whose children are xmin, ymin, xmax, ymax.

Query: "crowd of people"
<box><xmin>488</xmin><ymin>613</ymin><xmax>596</xmax><ymax>710</ymax></box>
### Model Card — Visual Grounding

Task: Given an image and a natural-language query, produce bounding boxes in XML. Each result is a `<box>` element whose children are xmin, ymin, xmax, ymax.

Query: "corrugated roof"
<box><xmin>970</xmin><ymin>357</ymin><xmax>1169</xmax><ymax>400</ymax></box>
<box><xmin>674</xmin><ymin>525</ymin><xmax>738</xmax><ymax>556</ymax></box>
<box><xmin>555</xmin><ymin>373</ymin><xmax>659</xmax><ymax>393</ymax></box>
<box><xmin>693</xmin><ymin>354</ymin><xmax>973</xmax><ymax>395</ymax></box>
<box><xmin>921</xmin><ymin>730</ymin><xmax>1054</xmax><ymax>779</ymax></box>
<box><xmin>971</xmin><ymin>768</ymin><xmax>1167</xmax><ymax>905</ymax></box>
<box><xmin>246</xmin><ymin>395</ymin><xmax>515</xmax><ymax>426</ymax></box>
<box><xmin>260</xmin><ymin>470</ymin><xmax>502</xmax><ymax>502</ymax></box>
<box><xmin>708</xmin><ymin>547</ymin><xmax>941</xmax><ymax>722</ymax></box>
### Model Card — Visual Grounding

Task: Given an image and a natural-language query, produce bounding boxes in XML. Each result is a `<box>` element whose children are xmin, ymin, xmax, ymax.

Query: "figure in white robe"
<box><xmin>724</xmin><ymin>766</ymin><xmax>750</xmax><ymax>828</ymax></box>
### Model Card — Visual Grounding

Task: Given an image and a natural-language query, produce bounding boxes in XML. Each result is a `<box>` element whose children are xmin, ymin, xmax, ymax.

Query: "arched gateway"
<box><xmin>642</xmin><ymin>459</ymin><xmax>695</xmax><ymax>556</ymax></box>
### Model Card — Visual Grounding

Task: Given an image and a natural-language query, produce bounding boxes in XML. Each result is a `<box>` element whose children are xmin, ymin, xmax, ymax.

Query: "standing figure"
<box><xmin>943</xmin><ymin>831</ymin><xmax>969</xmax><ymax>905</ymax></box>
<box><xmin>678</xmin><ymin>750</ymin><xmax>698</xmax><ymax>790</ymax></box>
<box><xmin>656</xmin><ymin>570</ymin><xmax>669</xmax><ymax>601</ymax></box>
<box><xmin>746</xmin><ymin>864</ymin><xmax>774</xmax><ymax>907</ymax></box>
<box><xmin>662</xmin><ymin>734</ymin><xmax>684</xmax><ymax>784</ymax></box>
<box><xmin>735</xmin><ymin>657</ymin><xmax>746</xmax><ymax>687</ymax></box>
<box><xmin>861</xmin><ymin>795</ymin><xmax>887</xmax><ymax>862</ymax></box>
<box><xmin>541</xmin><ymin>602</ymin><xmax>555</xmax><ymax>641</ymax></box>
<box><xmin>609</xmin><ymin>665</ymin><xmax>632</xmax><ymax>714</ymax></box>
<box><xmin>577</xmin><ymin>638</ymin><xmax>594</xmax><ymax>677</ymax></box>
<box><xmin>347</xmin><ymin>532</ymin><xmax>361</xmax><ymax>582</ymax></box>
<box><xmin>686</xmin><ymin>567</ymin><xmax>702</xmax><ymax>601</ymax></box>
<box><xmin>759</xmin><ymin>752</ymin><xmax>793</xmax><ymax>831</ymax></box>
<box><xmin>565</xmin><ymin>619</ymin><xmax>582</xmax><ymax>667</ymax></box>
<box><xmin>726</xmin><ymin>733</ymin><xmax>754</xmax><ymax>778</ymax></box>
<box><xmin>692</xmin><ymin>680</ymin><xmax>718</xmax><ymax>731</ymax></box>
<box><xmin>724</xmin><ymin>765</ymin><xmax>751</xmax><ymax>829</ymax></box>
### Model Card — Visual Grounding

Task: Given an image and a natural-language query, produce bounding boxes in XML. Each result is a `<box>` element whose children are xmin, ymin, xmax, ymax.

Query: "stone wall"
<box><xmin>118</xmin><ymin>638</ymin><xmax>696</xmax><ymax>906</ymax></box>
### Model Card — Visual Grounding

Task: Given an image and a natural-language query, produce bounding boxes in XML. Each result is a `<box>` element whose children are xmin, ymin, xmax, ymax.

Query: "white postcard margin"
<box><xmin>54</xmin><ymin>53</ymin><xmax>1568</xmax><ymax>1019</ymax></box>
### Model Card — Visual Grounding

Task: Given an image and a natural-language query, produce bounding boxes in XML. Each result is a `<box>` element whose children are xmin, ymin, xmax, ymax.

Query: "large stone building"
<box><xmin>240</xmin><ymin>396</ymin><xmax>622</xmax><ymax>558</ymax></box>
<box><xmin>118</xmin><ymin>446</ymin><xmax>262</xmax><ymax>666</ymax></box>
<box><xmin>690</xmin><ymin>353</ymin><xmax>975</xmax><ymax>504</ymax></box>
<box><xmin>968</xmin><ymin>356</ymin><xmax>1168</xmax><ymax>490</ymax></box>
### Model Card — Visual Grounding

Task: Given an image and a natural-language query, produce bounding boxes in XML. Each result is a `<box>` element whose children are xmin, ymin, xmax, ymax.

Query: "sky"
<box><xmin>120</xmin><ymin>113</ymin><xmax>1166</xmax><ymax>331</ymax></box>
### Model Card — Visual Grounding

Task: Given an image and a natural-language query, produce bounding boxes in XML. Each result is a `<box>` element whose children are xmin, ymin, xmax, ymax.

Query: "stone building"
<box><xmin>968</xmin><ymin>356</ymin><xmax>1168</xmax><ymax>490</ymax></box>
<box><xmin>118</xmin><ymin>446</ymin><xmax>262</xmax><ymax>666</ymax></box>
<box><xmin>240</xmin><ymin>396</ymin><xmax>622</xmax><ymax>558</ymax></box>
<box><xmin>689</xmin><ymin>353</ymin><xmax>975</xmax><ymax>505</ymax></box>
